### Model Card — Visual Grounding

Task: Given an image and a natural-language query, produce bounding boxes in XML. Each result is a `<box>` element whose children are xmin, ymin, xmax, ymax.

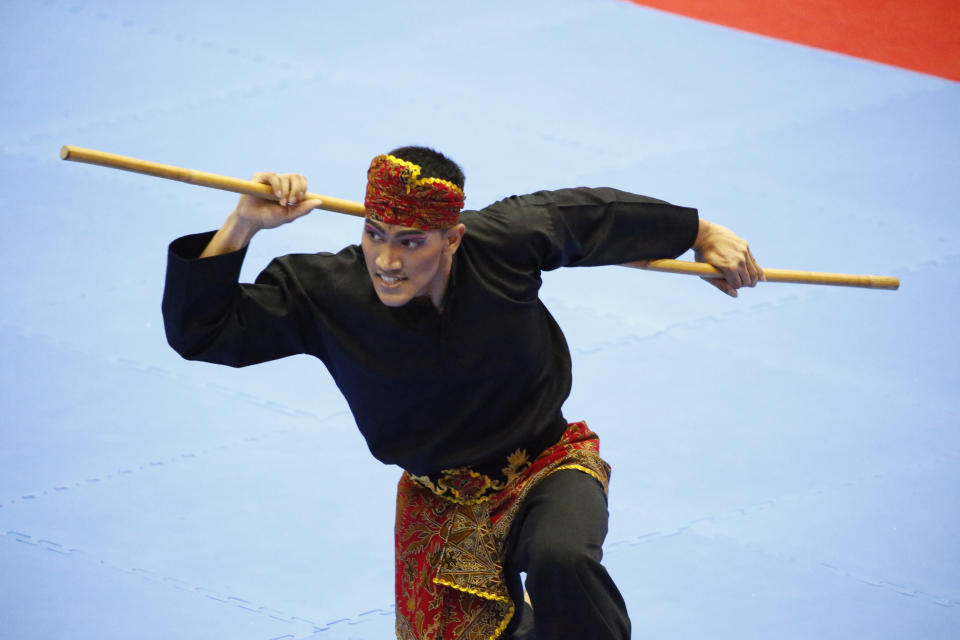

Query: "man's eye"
<box><xmin>402</xmin><ymin>239</ymin><xmax>425</xmax><ymax>248</ymax></box>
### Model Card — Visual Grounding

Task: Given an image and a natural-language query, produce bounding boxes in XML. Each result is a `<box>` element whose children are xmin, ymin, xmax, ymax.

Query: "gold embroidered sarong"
<box><xmin>394</xmin><ymin>421</ymin><xmax>610</xmax><ymax>640</ymax></box>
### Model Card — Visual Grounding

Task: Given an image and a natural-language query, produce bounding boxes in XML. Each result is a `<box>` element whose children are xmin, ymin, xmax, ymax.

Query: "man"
<box><xmin>162</xmin><ymin>146</ymin><xmax>761</xmax><ymax>640</ymax></box>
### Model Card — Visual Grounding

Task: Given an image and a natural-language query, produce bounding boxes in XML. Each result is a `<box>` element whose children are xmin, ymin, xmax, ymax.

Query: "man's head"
<box><xmin>364</xmin><ymin>147</ymin><xmax>465</xmax><ymax>230</ymax></box>
<box><xmin>386</xmin><ymin>146</ymin><xmax>465</xmax><ymax>193</ymax></box>
<box><xmin>361</xmin><ymin>146</ymin><xmax>467</xmax><ymax>308</ymax></box>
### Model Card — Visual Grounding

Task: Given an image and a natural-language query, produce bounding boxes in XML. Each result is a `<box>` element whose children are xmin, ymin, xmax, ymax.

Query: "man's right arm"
<box><xmin>162</xmin><ymin>172</ymin><xmax>325</xmax><ymax>367</ymax></box>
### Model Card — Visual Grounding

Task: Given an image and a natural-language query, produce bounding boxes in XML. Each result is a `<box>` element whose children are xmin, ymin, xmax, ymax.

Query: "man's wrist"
<box><xmin>224</xmin><ymin>209</ymin><xmax>262</xmax><ymax>243</ymax></box>
<box><xmin>199</xmin><ymin>210</ymin><xmax>261</xmax><ymax>258</ymax></box>
<box><xmin>692</xmin><ymin>218</ymin><xmax>713</xmax><ymax>251</ymax></box>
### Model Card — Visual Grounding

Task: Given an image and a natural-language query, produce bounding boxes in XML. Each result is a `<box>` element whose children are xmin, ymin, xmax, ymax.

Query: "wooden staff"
<box><xmin>60</xmin><ymin>145</ymin><xmax>899</xmax><ymax>290</ymax></box>
<box><xmin>60</xmin><ymin>145</ymin><xmax>365</xmax><ymax>216</ymax></box>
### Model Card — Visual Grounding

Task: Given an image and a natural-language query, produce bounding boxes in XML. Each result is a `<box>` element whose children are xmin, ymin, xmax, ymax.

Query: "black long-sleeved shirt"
<box><xmin>162</xmin><ymin>187</ymin><xmax>698</xmax><ymax>476</ymax></box>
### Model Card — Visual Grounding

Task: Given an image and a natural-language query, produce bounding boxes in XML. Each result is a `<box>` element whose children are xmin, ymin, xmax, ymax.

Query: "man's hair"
<box><xmin>389</xmin><ymin>145</ymin><xmax>465</xmax><ymax>191</ymax></box>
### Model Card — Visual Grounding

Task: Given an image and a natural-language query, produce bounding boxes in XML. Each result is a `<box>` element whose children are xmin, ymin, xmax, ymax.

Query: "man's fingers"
<box><xmin>718</xmin><ymin>278</ymin><xmax>738</xmax><ymax>297</ymax></box>
<box><xmin>294</xmin><ymin>174</ymin><xmax>307</xmax><ymax>203</ymax></box>
<box><xmin>694</xmin><ymin>221</ymin><xmax>760</xmax><ymax>295</ymax></box>
<box><xmin>260</xmin><ymin>173</ymin><xmax>283</xmax><ymax>202</ymax></box>
<box><xmin>749</xmin><ymin>249</ymin><xmax>765</xmax><ymax>283</ymax></box>
<box><xmin>296</xmin><ymin>198</ymin><xmax>323</xmax><ymax>214</ymax></box>
<box><xmin>286</xmin><ymin>174</ymin><xmax>304</xmax><ymax>205</ymax></box>
<box><xmin>737</xmin><ymin>248</ymin><xmax>760</xmax><ymax>287</ymax></box>
<box><xmin>243</xmin><ymin>172</ymin><xmax>316</xmax><ymax>211</ymax></box>
<box><xmin>735</xmin><ymin>261</ymin><xmax>754</xmax><ymax>288</ymax></box>
<box><xmin>281</xmin><ymin>198</ymin><xmax>323</xmax><ymax>223</ymax></box>
<box><xmin>281</xmin><ymin>174</ymin><xmax>296</xmax><ymax>204</ymax></box>
<box><xmin>724</xmin><ymin>265</ymin><xmax>744</xmax><ymax>290</ymax></box>
<box><xmin>728</xmin><ymin>246</ymin><xmax>763</xmax><ymax>288</ymax></box>
<box><xmin>702</xmin><ymin>276</ymin><xmax>739</xmax><ymax>298</ymax></box>
<box><xmin>269</xmin><ymin>174</ymin><xmax>310</xmax><ymax>206</ymax></box>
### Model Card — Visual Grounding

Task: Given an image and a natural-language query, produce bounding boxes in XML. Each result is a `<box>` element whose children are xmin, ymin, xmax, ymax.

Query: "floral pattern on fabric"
<box><xmin>365</xmin><ymin>154</ymin><xmax>465</xmax><ymax>230</ymax></box>
<box><xmin>395</xmin><ymin>421</ymin><xmax>610</xmax><ymax>640</ymax></box>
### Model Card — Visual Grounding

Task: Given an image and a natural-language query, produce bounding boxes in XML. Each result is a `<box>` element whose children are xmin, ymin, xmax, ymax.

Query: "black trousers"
<box><xmin>501</xmin><ymin>469</ymin><xmax>631</xmax><ymax>640</ymax></box>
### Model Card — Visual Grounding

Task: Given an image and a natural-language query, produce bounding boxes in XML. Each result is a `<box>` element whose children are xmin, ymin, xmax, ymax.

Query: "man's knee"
<box><xmin>525</xmin><ymin>533</ymin><xmax>603</xmax><ymax>582</ymax></box>
<box><xmin>508</xmin><ymin>471</ymin><xmax>609</xmax><ymax>574</ymax></box>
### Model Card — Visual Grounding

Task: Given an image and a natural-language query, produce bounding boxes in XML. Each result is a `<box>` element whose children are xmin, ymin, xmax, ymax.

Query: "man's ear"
<box><xmin>443</xmin><ymin>223</ymin><xmax>466</xmax><ymax>256</ymax></box>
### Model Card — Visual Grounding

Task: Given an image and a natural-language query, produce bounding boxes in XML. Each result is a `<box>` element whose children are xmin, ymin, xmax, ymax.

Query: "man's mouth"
<box><xmin>377</xmin><ymin>272</ymin><xmax>407</xmax><ymax>287</ymax></box>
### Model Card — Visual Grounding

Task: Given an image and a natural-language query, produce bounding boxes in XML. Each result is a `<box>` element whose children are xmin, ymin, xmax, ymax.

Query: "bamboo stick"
<box><xmin>624</xmin><ymin>259</ymin><xmax>899</xmax><ymax>290</ymax></box>
<box><xmin>60</xmin><ymin>145</ymin><xmax>365</xmax><ymax>216</ymax></box>
<box><xmin>60</xmin><ymin>145</ymin><xmax>899</xmax><ymax>291</ymax></box>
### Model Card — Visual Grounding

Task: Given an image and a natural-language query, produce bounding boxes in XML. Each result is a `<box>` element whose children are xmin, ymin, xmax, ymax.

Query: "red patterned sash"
<box><xmin>394</xmin><ymin>421</ymin><xmax>610</xmax><ymax>640</ymax></box>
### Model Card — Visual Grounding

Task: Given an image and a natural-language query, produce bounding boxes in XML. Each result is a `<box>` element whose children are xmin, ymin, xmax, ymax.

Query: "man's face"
<box><xmin>361</xmin><ymin>218</ymin><xmax>464</xmax><ymax>307</ymax></box>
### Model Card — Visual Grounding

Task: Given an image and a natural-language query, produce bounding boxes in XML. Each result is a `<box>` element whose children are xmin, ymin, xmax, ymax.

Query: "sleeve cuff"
<box><xmin>166</xmin><ymin>231</ymin><xmax>249</xmax><ymax>293</ymax></box>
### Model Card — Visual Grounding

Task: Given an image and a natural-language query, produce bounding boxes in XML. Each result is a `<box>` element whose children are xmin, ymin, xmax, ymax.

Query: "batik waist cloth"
<box><xmin>395</xmin><ymin>420</ymin><xmax>611</xmax><ymax>640</ymax></box>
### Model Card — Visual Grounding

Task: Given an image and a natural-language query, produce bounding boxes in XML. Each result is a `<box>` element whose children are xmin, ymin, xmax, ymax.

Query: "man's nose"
<box><xmin>376</xmin><ymin>246</ymin><xmax>402</xmax><ymax>271</ymax></box>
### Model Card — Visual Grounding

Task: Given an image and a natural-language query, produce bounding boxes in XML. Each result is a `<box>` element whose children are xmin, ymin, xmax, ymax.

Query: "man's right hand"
<box><xmin>234</xmin><ymin>172</ymin><xmax>324</xmax><ymax>230</ymax></box>
<box><xmin>200</xmin><ymin>172</ymin><xmax>324</xmax><ymax>258</ymax></box>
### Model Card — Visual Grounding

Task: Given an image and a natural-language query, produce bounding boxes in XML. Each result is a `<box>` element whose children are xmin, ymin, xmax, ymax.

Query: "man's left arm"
<box><xmin>691</xmin><ymin>218</ymin><xmax>764</xmax><ymax>297</ymax></box>
<box><xmin>485</xmin><ymin>187</ymin><xmax>762</xmax><ymax>297</ymax></box>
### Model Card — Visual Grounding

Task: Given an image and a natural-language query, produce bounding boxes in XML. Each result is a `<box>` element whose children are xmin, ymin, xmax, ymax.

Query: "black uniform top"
<box><xmin>162</xmin><ymin>187</ymin><xmax>698</xmax><ymax>476</ymax></box>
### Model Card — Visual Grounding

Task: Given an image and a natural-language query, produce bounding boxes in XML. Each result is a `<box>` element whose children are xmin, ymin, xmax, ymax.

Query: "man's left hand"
<box><xmin>693</xmin><ymin>219</ymin><xmax>763</xmax><ymax>297</ymax></box>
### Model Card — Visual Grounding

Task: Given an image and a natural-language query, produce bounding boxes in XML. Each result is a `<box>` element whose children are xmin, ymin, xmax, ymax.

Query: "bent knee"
<box><xmin>526</xmin><ymin>538</ymin><xmax>603</xmax><ymax>579</ymax></box>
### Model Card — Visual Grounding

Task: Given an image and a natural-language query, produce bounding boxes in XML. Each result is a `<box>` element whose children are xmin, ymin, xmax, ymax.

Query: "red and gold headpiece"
<box><xmin>364</xmin><ymin>154</ymin><xmax>465</xmax><ymax>230</ymax></box>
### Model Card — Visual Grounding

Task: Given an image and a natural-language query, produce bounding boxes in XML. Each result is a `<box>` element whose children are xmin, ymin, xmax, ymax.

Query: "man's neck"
<box><xmin>427</xmin><ymin>253</ymin><xmax>455</xmax><ymax>311</ymax></box>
